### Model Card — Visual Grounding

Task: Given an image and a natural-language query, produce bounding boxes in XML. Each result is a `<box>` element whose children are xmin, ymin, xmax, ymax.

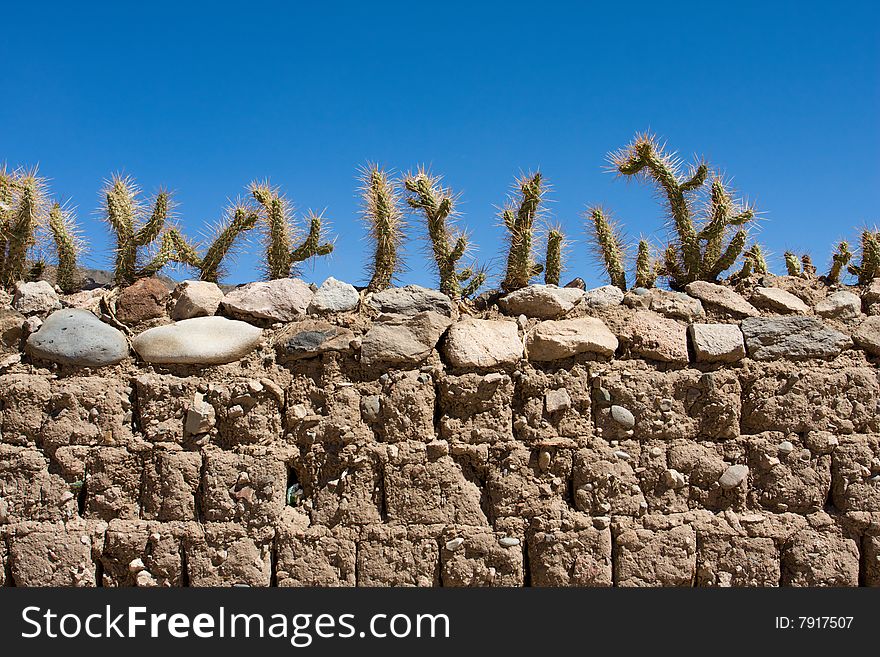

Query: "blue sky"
<box><xmin>2</xmin><ymin>0</ymin><xmax>878</xmax><ymax>289</ymax></box>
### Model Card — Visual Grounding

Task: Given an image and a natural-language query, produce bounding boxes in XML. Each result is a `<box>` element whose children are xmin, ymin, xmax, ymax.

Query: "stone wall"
<box><xmin>2</xmin><ymin>274</ymin><xmax>880</xmax><ymax>587</ymax></box>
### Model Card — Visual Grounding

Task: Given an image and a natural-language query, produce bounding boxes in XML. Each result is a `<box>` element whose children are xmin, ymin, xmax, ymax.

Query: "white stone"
<box><xmin>308</xmin><ymin>277</ymin><xmax>360</xmax><ymax>314</ymax></box>
<box><xmin>750</xmin><ymin>287</ymin><xmax>810</xmax><ymax>314</ymax></box>
<box><xmin>815</xmin><ymin>291</ymin><xmax>862</xmax><ymax>320</ymax></box>
<box><xmin>171</xmin><ymin>280</ymin><xmax>224</xmax><ymax>320</ymax></box>
<box><xmin>13</xmin><ymin>280</ymin><xmax>60</xmax><ymax>316</ymax></box>
<box><xmin>499</xmin><ymin>284</ymin><xmax>584</xmax><ymax>319</ymax></box>
<box><xmin>222</xmin><ymin>278</ymin><xmax>313</xmax><ymax>322</ymax></box>
<box><xmin>582</xmin><ymin>285</ymin><xmax>624</xmax><ymax>307</ymax></box>
<box><xmin>132</xmin><ymin>316</ymin><xmax>263</xmax><ymax>365</ymax></box>
<box><xmin>526</xmin><ymin>317</ymin><xmax>617</xmax><ymax>361</ymax></box>
<box><xmin>685</xmin><ymin>281</ymin><xmax>759</xmax><ymax>318</ymax></box>
<box><xmin>688</xmin><ymin>323</ymin><xmax>746</xmax><ymax>363</ymax></box>
<box><xmin>443</xmin><ymin>318</ymin><xmax>522</xmax><ymax>368</ymax></box>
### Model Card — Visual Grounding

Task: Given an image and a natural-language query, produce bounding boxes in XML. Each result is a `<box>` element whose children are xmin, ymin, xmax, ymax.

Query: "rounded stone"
<box><xmin>132</xmin><ymin>316</ymin><xmax>262</xmax><ymax>365</ymax></box>
<box><xmin>610</xmin><ymin>404</ymin><xmax>635</xmax><ymax>429</ymax></box>
<box><xmin>26</xmin><ymin>309</ymin><xmax>129</xmax><ymax>367</ymax></box>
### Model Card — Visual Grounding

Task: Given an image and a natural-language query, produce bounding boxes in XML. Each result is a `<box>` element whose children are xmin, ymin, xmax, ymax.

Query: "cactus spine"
<box><xmin>848</xmin><ymin>230</ymin><xmax>880</xmax><ymax>285</ymax></box>
<box><xmin>48</xmin><ymin>203</ymin><xmax>84</xmax><ymax>294</ymax></box>
<box><xmin>586</xmin><ymin>207</ymin><xmax>627</xmax><ymax>291</ymax></box>
<box><xmin>827</xmin><ymin>241</ymin><xmax>852</xmax><ymax>284</ymax></box>
<box><xmin>361</xmin><ymin>164</ymin><xmax>405</xmax><ymax>293</ymax></box>
<box><xmin>404</xmin><ymin>169</ymin><xmax>484</xmax><ymax>298</ymax></box>
<box><xmin>501</xmin><ymin>172</ymin><xmax>545</xmax><ymax>292</ymax></box>
<box><xmin>1</xmin><ymin>169</ymin><xmax>45</xmax><ymax>288</ymax></box>
<box><xmin>251</xmin><ymin>182</ymin><xmax>333</xmax><ymax>280</ymax></box>
<box><xmin>544</xmin><ymin>226</ymin><xmax>565</xmax><ymax>286</ymax></box>
<box><xmin>611</xmin><ymin>134</ymin><xmax>754</xmax><ymax>288</ymax></box>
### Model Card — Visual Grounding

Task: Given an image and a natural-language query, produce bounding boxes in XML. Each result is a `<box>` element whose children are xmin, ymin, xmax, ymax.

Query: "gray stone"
<box><xmin>648</xmin><ymin>289</ymin><xmax>704</xmax><ymax>321</ymax></box>
<box><xmin>361</xmin><ymin>311</ymin><xmax>452</xmax><ymax>367</ymax></box>
<box><xmin>750</xmin><ymin>287</ymin><xmax>810</xmax><ymax>314</ymax></box>
<box><xmin>275</xmin><ymin>320</ymin><xmax>355</xmax><ymax>360</ymax></box>
<box><xmin>526</xmin><ymin>317</ymin><xmax>618</xmax><ymax>361</ymax></box>
<box><xmin>132</xmin><ymin>316</ymin><xmax>262</xmax><ymax>365</ymax></box>
<box><xmin>610</xmin><ymin>405</ymin><xmax>635</xmax><ymax>429</ymax></box>
<box><xmin>719</xmin><ymin>464</ymin><xmax>749</xmax><ymax>490</ymax></box>
<box><xmin>685</xmin><ymin>281</ymin><xmax>759</xmax><ymax>318</ymax></box>
<box><xmin>544</xmin><ymin>388</ymin><xmax>572</xmax><ymax>414</ymax></box>
<box><xmin>308</xmin><ymin>277</ymin><xmax>359</xmax><ymax>314</ymax></box>
<box><xmin>26</xmin><ymin>309</ymin><xmax>128</xmax><ymax>367</ymax></box>
<box><xmin>688</xmin><ymin>323</ymin><xmax>746</xmax><ymax>363</ymax></box>
<box><xmin>367</xmin><ymin>285</ymin><xmax>454</xmax><ymax>317</ymax></box>
<box><xmin>360</xmin><ymin>395</ymin><xmax>381</xmax><ymax>422</ymax></box>
<box><xmin>582</xmin><ymin>285</ymin><xmax>624</xmax><ymax>308</ymax></box>
<box><xmin>815</xmin><ymin>291</ymin><xmax>862</xmax><ymax>320</ymax></box>
<box><xmin>499</xmin><ymin>284</ymin><xmax>584</xmax><ymax>319</ymax></box>
<box><xmin>442</xmin><ymin>318</ymin><xmax>522</xmax><ymax>369</ymax></box>
<box><xmin>740</xmin><ymin>316</ymin><xmax>852</xmax><ymax>360</ymax></box>
<box><xmin>13</xmin><ymin>280</ymin><xmax>60</xmax><ymax>316</ymax></box>
<box><xmin>222</xmin><ymin>278</ymin><xmax>313</xmax><ymax>322</ymax></box>
<box><xmin>852</xmin><ymin>315</ymin><xmax>880</xmax><ymax>356</ymax></box>
<box><xmin>171</xmin><ymin>280</ymin><xmax>224</xmax><ymax>320</ymax></box>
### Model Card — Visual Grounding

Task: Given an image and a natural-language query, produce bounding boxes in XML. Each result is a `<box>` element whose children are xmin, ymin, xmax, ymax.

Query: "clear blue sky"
<box><xmin>2</xmin><ymin>0</ymin><xmax>878</xmax><ymax>288</ymax></box>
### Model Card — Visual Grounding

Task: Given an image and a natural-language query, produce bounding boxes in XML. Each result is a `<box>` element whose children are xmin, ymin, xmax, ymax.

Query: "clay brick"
<box><xmin>0</xmin><ymin>445</ymin><xmax>78</xmax><ymax>522</ymax></box>
<box><xmin>781</xmin><ymin>523</ymin><xmax>859</xmax><ymax>587</ymax></box>
<box><xmin>746</xmin><ymin>433</ymin><xmax>830</xmax><ymax>514</ymax></box>
<box><xmin>142</xmin><ymin>450</ymin><xmax>202</xmax><ymax>521</ymax></box>
<box><xmin>84</xmin><ymin>447</ymin><xmax>141</xmax><ymax>521</ymax></box>
<box><xmin>200</xmin><ymin>448</ymin><xmax>286</xmax><ymax>529</ymax></box>
<box><xmin>514</xmin><ymin>364</ymin><xmax>593</xmax><ymax>443</ymax></box>
<box><xmin>832</xmin><ymin>434</ymin><xmax>880</xmax><ymax>512</ymax></box>
<box><xmin>439</xmin><ymin>372</ymin><xmax>514</xmax><ymax>444</ymax></box>
<box><xmin>697</xmin><ymin>533</ymin><xmax>780</xmax><ymax>586</ymax></box>
<box><xmin>206</xmin><ymin>378</ymin><xmax>283</xmax><ymax>447</ymax></box>
<box><xmin>99</xmin><ymin>519</ymin><xmax>186</xmax><ymax>587</ymax></box>
<box><xmin>614</xmin><ymin>518</ymin><xmax>697</xmax><ymax>586</ymax></box>
<box><xmin>529</xmin><ymin>516</ymin><xmax>612</xmax><ymax>586</ymax></box>
<box><xmin>572</xmin><ymin>442</ymin><xmax>646</xmax><ymax>517</ymax></box>
<box><xmin>370</xmin><ymin>371</ymin><xmax>435</xmax><ymax>443</ymax></box>
<box><xmin>41</xmin><ymin>376</ymin><xmax>133</xmax><ymax>452</ymax></box>
<box><xmin>357</xmin><ymin>525</ymin><xmax>439</xmax><ymax>587</ymax></box>
<box><xmin>8</xmin><ymin>519</ymin><xmax>105</xmax><ymax>586</ymax></box>
<box><xmin>184</xmin><ymin>522</ymin><xmax>272</xmax><ymax>587</ymax></box>
<box><xmin>275</xmin><ymin>524</ymin><xmax>356</xmax><ymax>587</ymax></box>
<box><xmin>440</xmin><ymin>526</ymin><xmax>524</xmax><ymax>587</ymax></box>
<box><xmin>135</xmin><ymin>373</ymin><xmax>199</xmax><ymax>444</ymax></box>
<box><xmin>487</xmin><ymin>445</ymin><xmax>573</xmax><ymax>520</ymax></box>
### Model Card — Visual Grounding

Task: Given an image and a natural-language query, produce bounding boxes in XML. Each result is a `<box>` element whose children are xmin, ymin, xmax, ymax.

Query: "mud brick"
<box><xmin>200</xmin><ymin>448</ymin><xmax>286</xmax><ymax>529</ymax></box>
<box><xmin>99</xmin><ymin>519</ymin><xmax>186</xmax><ymax>587</ymax></box>
<box><xmin>696</xmin><ymin>532</ymin><xmax>780</xmax><ymax>586</ymax></box>
<box><xmin>572</xmin><ymin>442</ymin><xmax>646</xmax><ymax>517</ymax></box>
<box><xmin>369</xmin><ymin>370</ymin><xmax>435</xmax><ymax>443</ymax></box>
<box><xmin>7</xmin><ymin>519</ymin><xmax>105</xmax><ymax>586</ymax></box>
<box><xmin>84</xmin><ymin>447</ymin><xmax>141</xmax><ymax>521</ymax></box>
<box><xmin>832</xmin><ymin>434</ymin><xmax>880</xmax><ymax>512</ymax></box>
<box><xmin>206</xmin><ymin>378</ymin><xmax>283</xmax><ymax>447</ymax></box>
<box><xmin>0</xmin><ymin>444</ymin><xmax>78</xmax><ymax>522</ymax></box>
<box><xmin>0</xmin><ymin>373</ymin><xmax>51</xmax><ymax>445</ymax></box>
<box><xmin>781</xmin><ymin>522</ymin><xmax>859</xmax><ymax>587</ymax></box>
<box><xmin>142</xmin><ymin>450</ymin><xmax>202</xmax><ymax>521</ymax></box>
<box><xmin>135</xmin><ymin>373</ymin><xmax>199</xmax><ymax>444</ymax></box>
<box><xmin>275</xmin><ymin>524</ymin><xmax>356</xmax><ymax>587</ymax></box>
<box><xmin>439</xmin><ymin>372</ymin><xmax>514</xmax><ymax>444</ymax></box>
<box><xmin>746</xmin><ymin>433</ymin><xmax>830</xmax><ymax>513</ymax></box>
<box><xmin>514</xmin><ymin>364</ymin><xmax>593</xmax><ymax>443</ymax></box>
<box><xmin>528</xmin><ymin>515</ymin><xmax>612</xmax><ymax>586</ymax></box>
<box><xmin>184</xmin><ymin>522</ymin><xmax>272</xmax><ymax>587</ymax></box>
<box><xmin>41</xmin><ymin>376</ymin><xmax>133</xmax><ymax>452</ymax></box>
<box><xmin>440</xmin><ymin>526</ymin><xmax>524</xmax><ymax>587</ymax></box>
<box><xmin>357</xmin><ymin>525</ymin><xmax>440</xmax><ymax>587</ymax></box>
<box><xmin>487</xmin><ymin>445</ymin><xmax>573</xmax><ymax>520</ymax></box>
<box><xmin>613</xmin><ymin>516</ymin><xmax>697</xmax><ymax>586</ymax></box>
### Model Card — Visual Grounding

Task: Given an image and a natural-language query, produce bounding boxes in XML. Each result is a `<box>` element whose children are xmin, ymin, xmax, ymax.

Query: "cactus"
<box><xmin>731</xmin><ymin>243</ymin><xmax>767</xmax><ymax>282</ymax></box>
<box><xmin>848</xmin><ymin>230</ymin><xmax>880</xmax><ymax>285</ymax></box>
<box><xmin>198</xmin><ymin>205</ymin><xmax>259</xmax><ymax>283</ymax></box>
<box><xmin>103</xmin><ymin>175</ymin><xmax>171</xmax><ymax>285</ymax></box>
<box><xmin>361</xmin><ymin>164</ymin><xmax>405</xmax><ymax>293</ymax></box>
<box><xmin>501</xmin><ymin>172</ymin><xmax>545</xmax><ymax>292</ymax></box>
<box><xmin>610</xmin><ymin>134</ymin><xmax>755</xmax><ymax>288</ymax></box>
<box><xmin>635</xmin><ymin>239</ymin><xmax>660</xmax><ymax>288</ymax></box>
<box><xmin>586</xmin><ymin>206</ymin><xmax>627</xmax><ymax>291</ymax></box>
<box><xmin>1</xmin><ymin>169</ymin><xmax>46</xmax><ymax>288</ymax></box>
<box><xmin>544</xmin><ymin>226</ymin><xmax>565</xmax><ymax>286</ymax></box>
<box><xmin>827</xmin><ymin>241</ymin><xmax>852</xmax><ymax>284</ymax></box>
<box><xmin>784</xmin><ymin>251</ymin><xmax>802</xmax><ymax>276</ymax></box>
<box><xmin>250</xmin><ymin>181</ymin><xmax>333</xmax><ymax>280</ymax></box>
<box><xmin>403</xmin><ymin>169</ymin><xmax>485</xmax><ymax>298</ymax></box>
<box><xmin>47</xmin><ymin>202</ymin><xmax>85</xmax><ymax>294</ymax></box>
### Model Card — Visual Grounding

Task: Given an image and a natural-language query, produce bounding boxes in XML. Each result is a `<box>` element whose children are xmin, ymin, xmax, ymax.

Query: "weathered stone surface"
<box><xmin>583</xmin><ymin>285</ymin><xmax>624</xmax><ymax>307</ymax></box>
<box><xmin>685</xmin><ymin>281</ymin><xmax>759</xmax><ymax>318</ymax></box>
<box><xmin>815</xmin><ymin>291</ymin><xmax>862</xmax><ymax>320</ymax></box>
<box><xmin>526</xmin><ymin>317</ymin><xmax>617</xmax><ymax>361</ymax></box>
<box><xmin>697</xmin><ymin>533</ymin><xmax>779</xmax><ymax>587</ymax></box>
<box><xmin>853</xmin><ymin>315</ymin><xmax>880</xmax><ymax>356</ymax></box>
<box><xmin>26</xmin><ymin>309</ymin><xmax>129</xmax><ymax>367</ymax></box>
<box><xmin>440</xmin><ymin>527</ymin><xmax>524</xmax><ymax>587</ymax></box>
<box><xmin>750</xmin><ymin>286</ymin><xmax>810</xmax><ymax>314</ymax></box>
<box><xmin>614</xmin><ymin>519</ymin><xmax>696</xmax><ymax>586</ymax></box>
<box><xmin>0</xmin><ymin>308</ymin><xmax>25</xmax><ymax>354</ymax></box>
<box><xmin>361</xmin><ymin>311</ymin><xmax>451</xmax><ymax>367</ymax></box>
<box><xmin>170</xmin><ymin>280</ymin><xmax>224</xmax><ymax>320</ymax></box>
<box><xmin>529</xmin><ymin>520</ymin><xmax>613</xmax><ymax>586</ymax></box>
<box><xmin>647</xmin><ymin>289</ymin><xmax>704</xmax><ymax>321</ymax></box>
<box><xmin>222</xmin><ymin>278</ymin><xmax>313</xmax><ymax>322</ymax></box>
<box><xmin>688</xmin><ymin>323</ymin><xmax>745</xmax><ymax>363</ymax></box>
<box><xmin>116</xmin><ymin>277</ymin><xmax>169</xmax><ymax>323</ymax></box>
<box><xmin>274</xmin><ymin>320</ymin><xmax>355</xmax><ymax>361</ymax></box>
<box><xmin>616</xmin><ymin>311</ymin><xmax>688</xmax><ymax>364</ymax></box>
<box><xmin>443</xmin><ymin>318</ymin><xmax>522</xmax><ymax>368</ymax></box>
<box><xmin>12</xmin><ymin>280</ymin><xmax>60</xmax><ymax>316</ymax></box>
<box><xmin>499</xmin><ymin>284</ymin><xmax>583</xmax><ymax>319</ymax></box>
<box><xmin>307</xmin><ymin>277</ymin><xmax>359</xmax><ymax>314</ymax></box>
<box><xmin>132</xmin><ymin>316</ymin><xmax>262</xmax><ymax>365</ymax></box>
<box><xmin>368</xmin><ymin>285</ymin><xmax>454</xmax><ymax>317</ymax></box>
<box><xmin>740</xmin><ymin>316</ymin><xmax>852</xmax><ymax>360</ymax></box>
<box><xmin>718</xmin><ymin>464</ymin><xmax>749</xmax><ymax>490</ymax></box>
<box><xmin>781</xmin><ymin>524</ymin><xmax>859</xmax><ymax>587</ymax></box>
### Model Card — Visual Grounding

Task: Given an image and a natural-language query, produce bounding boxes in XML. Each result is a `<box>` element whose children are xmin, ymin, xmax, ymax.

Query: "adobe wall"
<box><xmin>2</xmin><ymin>274</ymin><xmax>880</xmax><ymax>587</ymax></box>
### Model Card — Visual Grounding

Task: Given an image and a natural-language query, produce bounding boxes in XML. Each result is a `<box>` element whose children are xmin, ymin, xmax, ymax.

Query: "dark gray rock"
<box><xmin>740</xmin><ymin>316</ymin><xmax>852</xmax><ymax>360</ymax></box>
<box><xmin>367</xmin><ymin>285</ymin><xmax>454</xmax><ymax>317</ymax></box>
<box><xmin>26</xmin><ymin>309</ymin><xmax>129</xmax><ymax>367</ymax></box>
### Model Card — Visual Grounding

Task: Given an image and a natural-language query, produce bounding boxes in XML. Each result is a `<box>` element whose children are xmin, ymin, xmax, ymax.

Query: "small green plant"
<box><xmin>544</xmin><ymin>225</ymin><xmax>566</xmax><ymax>286</ymax></box>
<box><xmin>586</xmin><ymin>206</ymin><xmax>627</xmax><ymax>290</ymax></box>
<box><xmin>404</xmin><ymin>169</ymin><xmax>485</xmax><ymax>298</ymax></box>
<box><xmin>784</xmin><ymin>251</ymin><xmax>802</xmax><ymax>276</ymax></box>
<box><xmin>635</xmin><ymin>239</ymin><xmax>660</xmax><ymax>288</ymax></box>
<box><xmin>47</xmin><ymin>202</ymin><xmax>85</xmax><ymax>294</ymax></box>
<box><xmin>730</xmin><ymin>243</ymin><xmax>768</xmax><ymax>282</ymax></box>
<box><xmin>103</xmin><ymin>175</ymin><xmax>171</xmax><ymax>285</ymax></box>
<box><xmin>848</xmin><ymin>230</ymin><xmax>880</xmax><ymax>285</ymax></box>
<box><xmin>827</xmin><ymin>241</ymin><xmax>852</xmax><ymax>284</ymax></box>
<box><xmin>500</xmin><ymin>172</ymin><xmax>545</xmax><ymax>292</ymax></box>
<box><xmin>361</xmin><ymin>164</ymin><xmax>405</xmax><ymax>293</ymax></box>
<box><xmin>197</xmin><ymin>205</ymin><xmax>259</xmax><ymax>283</ymax></box>
<box><xmin>0</xmin><ymin>168</ymin><xmax>46</xmax><ymax>288</ymax></box>
<box><xmin>250</xmin><ymin>181</ymin><xmax>334</xmax><ymax>280</ymax></box>
<box><xmin>610</xmin><ymin>133</ymin><xmax>755</xmax><ymax>289</ymax></box>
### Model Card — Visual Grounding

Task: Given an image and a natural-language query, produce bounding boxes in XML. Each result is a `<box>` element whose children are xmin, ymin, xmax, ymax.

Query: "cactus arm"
<box><xmin>460</xmin><ymin>268</ymin><xmax>486</xmax><ymax>299</ymax></box>
<box><xmin>635</xmin><ymin>239</ymin><xmax>656</xmax><ymax>288</ymax></box>
<box><xmin>290</xmin><ymin>210</ymin><xmax>334</xmax><ymax>263</ymax></box>
<box><xmin>586</xmin><ymin>207</ymin><xmax>627</xmax><ymax>291</ymax></box>
<box><xmin>784</xmin><ymin>251</ymin><xmax>802</xmax><ymax>276</ymax></box>
<box><xmin>3</xmin><ymin>172</ymin><xmax>45</xmax><ymax>287</ymax></box>
<box><xmin>48</xmin><ymin>203</ymin><xmax>82</xmax><ymax>294</ymax></box>
<box><xmin>198</xmin><ymin>207</ymin><xmax>258</xmax><ymax>283</ymax></box>
<box><xmin>680</xmin><ymin>163</ymin><xmax>708</xmax><ymax>192</ymax></box>
<box><xmin>134</xmin><ymin>191</ymin><xmax>169</xmax><ymax>246</ymax></box>
<box><xmin>544</xmin><ymin>228</ymin><xmax>564</xmax><ymax>286</ymax></box>
<box><xmin>856</xmin><ymin>231</ymin><xmax>880</xmax><ymax>285</ymax></box>
<box><xmin>138</xmin><ymin>227</ymin><xmax>201</xmax><ymax>278</ymax></box>
<box><xmin>827</xmin><ymin>241</ymin><xmax>852</xmax><ymax>284</ymax></box>
<box><xmin>501</xmin><ymin>172</ymin><xmax>545</xmax><ymax>292</ymax></box>
<box><xmin>709</xmin><ymin>230</ymin><xmax>748</xmax><ymax>279</ymax></box>
<box><xmin>251</xmin><ymin>184</ymin><xmax>294</xmax><ymax>279</ymax></box>
<box><xmin>363</xmin><ymin>165</ymin><xmax>404</xmax><ymax>293</ymax></box>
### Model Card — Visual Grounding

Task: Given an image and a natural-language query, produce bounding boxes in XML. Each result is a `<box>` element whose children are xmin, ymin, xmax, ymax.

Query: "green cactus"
<box><xmin>1</xmin><ymin>169</ymin><xmax>46</xmax><ymax>288</ymax></box>
<box><xmin>404</xmin><ymin>169</ymin><xmax>485</xmax><ymax>298</ymax></box>
<box><xmin>103</xmin><ymin>175</ymin><xmax>171</xmax><ymax>285</ymax></box>
<box><xmin>848</xmin><ymin>230</ymin><xmax>880</xmax><ymax>285</ymax></box>
<box><xmin>198</xmin><ymin>205</ymin><xmax>259</xmax><ymax>283</ymax></box>
<box><xmin>586</xmin><ymin>206</ymin><xmax>627</xmax><ymax>291</ymax></box>
<box><xmin>731</xmin><ymin>243</ymin><xmax>767</xmax><ymax>282</ymax></box>
<box><xmin>544</xmin><ymin>226</ymin><xmax>565</xmax><ymax>286</ymax></box>
<box><xmin>361</xmin><ymin>164</ymin><xmax>405</xmax><ymax>293</ymax></box>
<box><xmin>784</xmin><ymin>251</ymin><xmax>802</xmax><ymax>276</ymax></box>
<box><xmin>827</xmin><ymin>241</ymin><xmax>852</xmax><ymax>284</ymax></box>
<box><xmin>250</xmin><ymin>181</ymin><xmax>333</xmax><ymax>280</ymax></box>
<box><xmin>501</xmin><ymin>172</ymin><xmax>545</xmax><ymax>292</ymax></box>
<box><xmin>635</xmin><ymin>239</ymin><xmax>659</xmax><ymax>288</ymax></box>
<box><xmin>611</xmin><ymin>134</ymin><xmax>755</xmax><ymax>288</ymax></box>
<box><xmin>47</xmin><ymin>202</ymin><xmax>85</xmax><ymax>294</ymax></box>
